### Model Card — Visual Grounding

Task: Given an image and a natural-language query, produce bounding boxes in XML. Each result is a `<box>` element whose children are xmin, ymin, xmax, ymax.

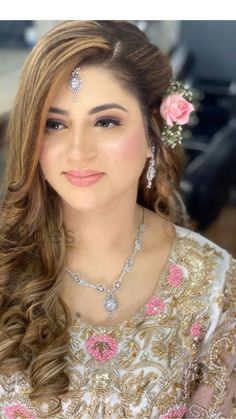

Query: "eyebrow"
<box><xmin>48</xmin><ymin>103</ymin><xmax>129</xmax><ymax>116</ymax></box>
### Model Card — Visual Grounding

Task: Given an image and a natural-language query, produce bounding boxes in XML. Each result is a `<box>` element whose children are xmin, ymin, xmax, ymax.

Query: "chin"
<box><xmin>61</xmin><ymin>195</ymin><xmax>110</xmax><ymax>213</ymax></box>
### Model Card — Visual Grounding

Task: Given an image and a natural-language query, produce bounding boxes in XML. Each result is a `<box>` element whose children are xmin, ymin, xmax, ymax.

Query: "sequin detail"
<box><xmin>3</xmin><ymin>402</ymin><xmax>36</xmax><ymax>419</ymax></box>
<box><xmin>167</xmin><ymin>263</ymin><xmax>184</xmax><ymax>288</ymax></box>
<box><xmin>145</xmin><ymin>296</ymin><xmax>165</xmax><ymax>315</ymax></box>
<box><xmin>85</xmin><ymin>334</ymin><xmax>118</xmax><ymax>362</ymax></box>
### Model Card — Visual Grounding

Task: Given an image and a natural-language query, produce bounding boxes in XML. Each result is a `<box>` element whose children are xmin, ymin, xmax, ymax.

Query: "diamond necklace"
<box><xmin>65</xmin><ymin>207</ymin><xmax>145</xmax><ymax>320</ymax></box>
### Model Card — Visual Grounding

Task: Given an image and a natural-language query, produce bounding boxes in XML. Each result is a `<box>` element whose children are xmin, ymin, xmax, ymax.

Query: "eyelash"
<box><xmin>95</xmin><ymin>118</ymin><xmax>121</xmax><ymax>129</ymax></box>
<box><xmin>45</xmin><ymin>118</ymin><xmax>121</xmax><ymax>132</ymax></box>
<box><xmin>45</xmin><ymin>120</ymin><xmax>65</xmax><ymax>131</ymax></box>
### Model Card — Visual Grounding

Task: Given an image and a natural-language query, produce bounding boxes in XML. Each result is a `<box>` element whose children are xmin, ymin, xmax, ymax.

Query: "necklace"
<box><xmin>65</xmin><ymin>208</ymin><xmax>146</xmax><ymax>320</ymax></box>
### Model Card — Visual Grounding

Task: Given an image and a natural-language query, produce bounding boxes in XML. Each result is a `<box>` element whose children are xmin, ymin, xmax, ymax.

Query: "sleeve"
<box><xmin>186</xmin><ymin>257</ymin><xmax>236</xmax><ymax>418</ymax></box>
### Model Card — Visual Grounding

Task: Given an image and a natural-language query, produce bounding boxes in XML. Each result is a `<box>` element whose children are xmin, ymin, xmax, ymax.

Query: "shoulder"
<box><xmin>177</xmin><ymin>231</ymin><xmax>236</xmax><ymax>417</ymax></box>
<box><xmin>172</xmin><ymin>224</ymin><xmax>236</xmax><ymax>355</ymax></box>
<box><xmin>173</xmin><ymin>223</ymin><xmax>234</xmax><ymax>276</ymax></box>
<box><xmin>172</xmin><ymin>223</ymin><xmax>236</xmax><ymax>305</ymax></box>
<box><xmin>174</xmin><ymin>223</ymin><xmax>230</xmax><ymax>254</ymax></box>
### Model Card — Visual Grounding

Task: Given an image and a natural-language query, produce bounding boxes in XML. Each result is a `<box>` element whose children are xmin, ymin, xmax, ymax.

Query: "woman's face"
<box><xmin>39</xmin><ymin>65</ymin><xmax>152</xmax><ymax>212</ymax></box>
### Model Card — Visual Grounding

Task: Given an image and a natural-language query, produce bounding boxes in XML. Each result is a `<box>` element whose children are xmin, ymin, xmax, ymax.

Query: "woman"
<box><xmin>0</xmin><ymin>20</ymin><xmax>235</xmax><ymax>418</ymax></box>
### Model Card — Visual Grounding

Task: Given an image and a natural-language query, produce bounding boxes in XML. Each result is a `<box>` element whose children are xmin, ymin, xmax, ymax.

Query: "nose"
<box><xmin>67</xmin><ymin>129</ymin><xmax>97</xmax><ymax>160</ymax></box>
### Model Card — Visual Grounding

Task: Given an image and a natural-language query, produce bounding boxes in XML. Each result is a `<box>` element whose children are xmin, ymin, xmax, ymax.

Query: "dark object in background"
<box><xmin>0</xmin><ymin>21</ymin><xmax>33</xmax><ymax>48</ymax></box>
<box><xmin>189</xmin><ymin>77</ymin><xmax>236</xmax><ymax>141</ymax></box>
<box><xmin>181</xmin><ymin>118</ymin><xmax>236</xmax><ymax>231</ymax></box>
<box><xmin>180</xmin><ymin>76</ymin><xmax>236</xmax><ymax>231</ymax></box>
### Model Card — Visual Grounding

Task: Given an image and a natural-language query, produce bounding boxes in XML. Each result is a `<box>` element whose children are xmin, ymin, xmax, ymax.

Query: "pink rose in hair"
<box><xmin>160</xmin><ymin>93</ymin><xmax>194</xmax><ymax>127</ymax></box>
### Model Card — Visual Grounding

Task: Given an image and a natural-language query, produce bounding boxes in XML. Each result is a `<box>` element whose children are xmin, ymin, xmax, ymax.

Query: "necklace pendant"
<box><xmin>103</xmin><ymin>292</ymin><xmax>118</xmax><ymax>314</ymax></box>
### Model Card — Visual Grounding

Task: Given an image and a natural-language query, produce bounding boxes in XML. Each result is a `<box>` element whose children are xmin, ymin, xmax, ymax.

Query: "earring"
<box><xmin>146</xmin><ymin>144</ymin><xmax>156</xmax><ymax>189</ymax></box>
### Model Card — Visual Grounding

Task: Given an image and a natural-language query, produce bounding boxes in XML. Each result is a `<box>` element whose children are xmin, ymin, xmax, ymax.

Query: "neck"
<box><xmin>63</xmin><ymin>199</ymin><xmax>144</xmax><ymax>258</ymax></box>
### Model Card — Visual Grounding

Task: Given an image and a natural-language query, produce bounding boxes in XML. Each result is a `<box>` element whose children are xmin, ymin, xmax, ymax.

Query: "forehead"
<box><xmin>49</xmin><ymin>65</ymin><xmax>140</xmax><ymax>112</ymax></box>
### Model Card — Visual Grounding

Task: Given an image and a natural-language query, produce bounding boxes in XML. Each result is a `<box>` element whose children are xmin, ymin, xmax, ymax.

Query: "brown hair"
<box><xmin>0</xmin><ymin>20</ymin><xmax>187</xmax><ymax>415</ymax></box>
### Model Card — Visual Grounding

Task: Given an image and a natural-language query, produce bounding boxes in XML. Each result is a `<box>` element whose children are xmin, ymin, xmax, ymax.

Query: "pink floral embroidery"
<box><xmin>160</xmin><ymin>404</ymin><xmax>187</xmax><ymax>418</ymax></box>
<box><xmin>3</xmin><ymin>403</ymin><xmax>36</xmax><ymax>419</ymax></box>
<box><xmin>190</xmin><ymin>321</ymin><xmax>203</xmax><ymax>338</ymax></box>
<box><xmin>167</xmin><ymin>264</ymin><xmax>184</xmax><ymax>288</ymax></box>
<box><xmin>145</xmin><ymin>296</ymin><xmax>165</xmax><ymax>316</ymax></box>
<box><xmin>85</xmin><ymin>334</ymin><xmax>118</xmax><ymax>363</ymax></box>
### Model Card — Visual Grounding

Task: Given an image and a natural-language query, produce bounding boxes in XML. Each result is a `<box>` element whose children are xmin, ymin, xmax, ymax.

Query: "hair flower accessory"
<box><xmin>160</xmin><ymin>79</ymin><xmax>195</xmax><ymax>149</ymax></box>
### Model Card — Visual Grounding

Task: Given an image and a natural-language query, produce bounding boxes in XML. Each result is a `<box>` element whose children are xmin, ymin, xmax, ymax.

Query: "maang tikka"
<box><xmin>146</xmin><ymin>144</ymin><xmax>156</xmax><ymax>189</ymax></box>
<box><xmin>68</xmin><ymin>65</ymin><xmax>83</xmax><ymax>101</ymax></box>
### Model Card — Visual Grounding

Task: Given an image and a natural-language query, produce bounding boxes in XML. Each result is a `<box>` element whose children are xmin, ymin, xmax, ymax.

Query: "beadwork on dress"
<box><xmin>0</xmin><ymin>225</ymin><xmax>235</xmax><ymax>418</ymax></box>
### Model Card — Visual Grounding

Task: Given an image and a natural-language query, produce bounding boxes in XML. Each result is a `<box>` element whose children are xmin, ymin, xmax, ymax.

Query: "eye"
<box><xmin>45</xmin><ymin>119</ymin><xmax>66</xmax><ymax>132</ymax></box>
<box><xmin>95</xmin><ymin>118</ymin><xmax>121</xmax><ymax>129</ymax></box>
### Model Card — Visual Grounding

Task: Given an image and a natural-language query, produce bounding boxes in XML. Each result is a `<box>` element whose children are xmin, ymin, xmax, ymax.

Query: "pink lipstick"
<box><xmin>64</xmin><ymin>170</ymin><xmax>104</xmax><ymax>187</ymax></box>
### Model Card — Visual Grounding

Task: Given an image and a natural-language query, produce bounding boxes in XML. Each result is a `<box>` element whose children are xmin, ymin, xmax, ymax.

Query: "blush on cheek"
<box><xmin>39</xmin><ymin>143</ymin><xmax>61</xmax><ymax>170</ymax></box>
<box><xmin>106</xmin><ymin>132</ymin><xmax>147</xmax><ymax>160</ymax></box>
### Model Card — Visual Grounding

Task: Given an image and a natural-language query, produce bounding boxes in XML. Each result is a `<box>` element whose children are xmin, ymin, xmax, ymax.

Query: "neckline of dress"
<box><xmin>69</xmin><ymin>223</ymin><xmax>191</xmax><ymax>333</ymax></box>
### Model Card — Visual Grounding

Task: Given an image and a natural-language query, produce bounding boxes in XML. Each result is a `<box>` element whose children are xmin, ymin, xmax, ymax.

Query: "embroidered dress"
<box><xmin>0</xmin><ymin>225</ymin><xmax>235</xmax><ymax>418</ymax></box>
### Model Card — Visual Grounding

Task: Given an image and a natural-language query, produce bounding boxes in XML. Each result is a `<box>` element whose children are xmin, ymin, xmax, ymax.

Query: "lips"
<box><xmin>64</xmin><ymin>171</ymin><xmax>104</xmax><ymax>187</ymax></box>
<box><xmin>65</xmin><ymin>170</ymin><xmax>103</xmax><ymax>178</ymax></box>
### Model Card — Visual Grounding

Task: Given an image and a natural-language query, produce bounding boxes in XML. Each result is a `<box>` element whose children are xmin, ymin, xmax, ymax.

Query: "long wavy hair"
<box><xmin>0</xmin><ymin>20</ymin><xmax>188</xmax><ymax>415</ymax></box>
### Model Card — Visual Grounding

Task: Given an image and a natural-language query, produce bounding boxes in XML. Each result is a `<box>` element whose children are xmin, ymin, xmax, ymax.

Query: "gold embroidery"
<box><xmin>188</xmin><ymin>258</ymin><xmax>236</xmax><ymax>418</ymax></box>
<box><xmin>0</xmin><ymin>232</ymin><xmax>235</xmax><ymax>418</ymax></box>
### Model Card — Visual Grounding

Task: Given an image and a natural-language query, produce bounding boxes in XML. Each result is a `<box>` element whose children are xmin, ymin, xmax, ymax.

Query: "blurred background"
<box><xmin>0</xmin><ymin>20</ymin><xmax>236</xmax><ymax>256</ymax></box>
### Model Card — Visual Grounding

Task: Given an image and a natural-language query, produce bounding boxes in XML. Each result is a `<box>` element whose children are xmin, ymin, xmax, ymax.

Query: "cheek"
<box><xmin>38</xmin><ymin>143</ymin><xmax>60</xmax><ymax>169</ymax></box>
<box><xmin>105</xmin><ymin>131</ymin><xmax>147</xmax><ymax>161</ymax></box>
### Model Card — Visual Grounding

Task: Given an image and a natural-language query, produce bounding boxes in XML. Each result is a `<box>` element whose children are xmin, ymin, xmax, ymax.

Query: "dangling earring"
<box><xmin>146</xmin><ymin>144</ymin><xmax>156</xmax><ymax>189</ymax></box>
